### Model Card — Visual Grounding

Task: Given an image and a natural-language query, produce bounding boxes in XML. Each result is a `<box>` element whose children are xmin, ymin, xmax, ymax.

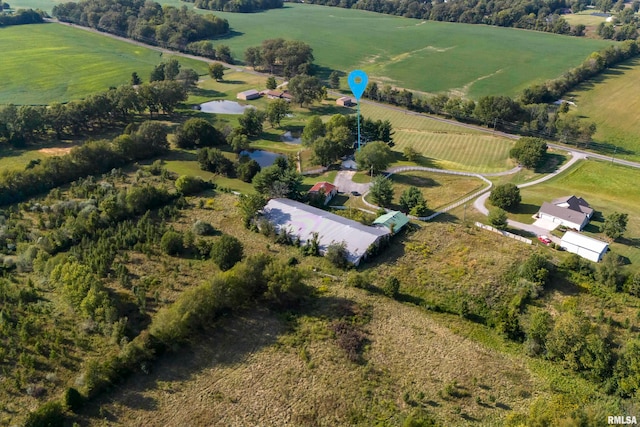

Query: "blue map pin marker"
<box><xmin>348</xmin><ymin>70</ymin><xmax>368</xmax><ymax>101</ymax></box>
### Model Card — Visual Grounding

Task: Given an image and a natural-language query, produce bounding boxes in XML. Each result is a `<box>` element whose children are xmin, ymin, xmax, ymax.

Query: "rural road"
<box><xmin>46</xmin><ymin>18</ymin><xmax>640</xmax><ymax>232</ymax></box>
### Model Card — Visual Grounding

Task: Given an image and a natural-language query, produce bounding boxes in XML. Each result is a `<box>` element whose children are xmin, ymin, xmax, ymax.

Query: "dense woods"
<box><xmin>52</xmin><ymin>0</ymin><xmax>229</xmax><ymax>50</ymax></box>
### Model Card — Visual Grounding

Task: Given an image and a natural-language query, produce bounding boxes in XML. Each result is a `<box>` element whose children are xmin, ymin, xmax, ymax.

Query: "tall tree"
<box><xmin>355</xmin><ymin>141</ymin><xmax>393</xmax><ymax>175</ymax></box>
<box><xmin>238</xmin><ymin>108</ymin><xmax>266</xmax><ymax>137</ymax></box>
<box><xmin>216</xmin><ymin>44</ymin><xmax>233</xmax><ymax>63</ymax></box>
<box><xmin>489</xmin><ymin>183</ymin><xmax>521</xmax><ymax>210</ymax></box>
<box><xmin>603</xmin><ymin>212</ymin><xmax>628</xmax><ymax>241</ymax></box>
<box><xmin>369</xmin><ymin>175</ymin><xmax>393</xmax><ymax>207</ymax></box>
<box><xmin>329</xmin><ymin>71</ymin><xmax>340</xmax><ymax>89</ymax></box>
<box><xmin>265</xmin><ymin>99</ymin><xmax>290</xmax><ymax>128</ymax></box>
<box><xmin>266</xmin><ymin>76</ymin><xmax>277</xmax><ymax>90</ymax></box>
<box><xmin>301</xmin><ymin>116</ymin><xmax>325</xmax><ymax>146</ymax></box>
<box><xmin>287</xmin><ymin>75</ymin><xmax>325</xmax><ymax>107</ymax></box>
<box><xmin>209</xmin><ymin>63</ymin><xmax>225</xmax><ymax>81</ymax></box>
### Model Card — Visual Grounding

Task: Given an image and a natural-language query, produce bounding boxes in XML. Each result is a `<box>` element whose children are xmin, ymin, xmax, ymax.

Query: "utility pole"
<box><xmin>611</xmin><ymin>146</ymin><xmax>617</xmax><ymax>164</ymax></box>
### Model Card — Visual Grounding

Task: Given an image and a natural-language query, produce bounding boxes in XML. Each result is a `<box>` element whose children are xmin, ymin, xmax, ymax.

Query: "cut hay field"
<box><xmin>0</xmin><ymin>23</ymin><xmax>209</xmax><ymax>105</ymax></box>
<box><xmin>516</xmin><ymin>160</ymin><xmax>640</xmax><ymax>271</ymax></box>
<box><xmin>210</xmin><ymin>3</ymin><xmax>611</xmax><ymax>98</ymax></box>
<box><xmin>566</xmin><ymin>57</ymin><xmax>640</xmax><ymax>161</ymax></box>
<box><xmin>360</xmin><ymin>103</ymin><xmax>516</xmax><ymax>173</ymax></box>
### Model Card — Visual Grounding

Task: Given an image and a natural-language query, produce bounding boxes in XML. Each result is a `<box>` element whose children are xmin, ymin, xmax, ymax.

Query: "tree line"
<box><xmin>189</xmin><ymin>0</ymin><xmax>283</xmax><ymax>13</ymax></box>
<box><xmin>292</xmin><ymin>0</ymin><xmax>587</xmax><ymax>37</ymax></box>
<box><xmin>0</xmin><ymin>122</ymin><xmax>170</xmax><ymax>206</ymax></box>
<box><xmin>0</xmin><ymin>8</ymin><xmax>44</xmax><ymax>25</ymax></box>
<box><xmin>0</xmin><ymin>80</ymin><xmax>187</xmax><ymax>146</ymax></box>
<box><xmin>52</xmin><ymin>0</ymin><xmax>229</xmax><ymax>50</ymax></box>
<box><xmin>361</xmin><ymin>41</ymin><xmax>640</xmax><ymax>147</ymax></box>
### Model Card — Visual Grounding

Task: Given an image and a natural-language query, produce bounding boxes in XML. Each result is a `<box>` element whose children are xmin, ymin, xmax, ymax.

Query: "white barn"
<box><xmin>560</xmin><ymin>231</ymin><xmax>609</xmax><ymax>263</ymax></box>
<box><xmin>262</xmin><ymin>198</ymin><xmax>390</xmax><ymax>265</ymax></box>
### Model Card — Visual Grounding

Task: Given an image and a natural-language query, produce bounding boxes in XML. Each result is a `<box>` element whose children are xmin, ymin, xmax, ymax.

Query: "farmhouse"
<box><xmin>262</xmin><ymin>198</ymin><xmax>390</xmax><ymax>266</ymax></box>
<box><xmin>237</xmin><ymin>89</ymin><xmax>260</xmax><ymax>100</ymax></box>
<box><xmin>560</xmin><ymin>231</ymin><xmax>609</xmax><ymax>263</ymax></box>
<box><xmin>336</xmin><ymin>96</ymin><xmax>355</xmax><ymax>107</ymax></box>
<box><xmin>373</xmin><ymin>211</ymin><xmax>409</xmax><ymax>235</ymax></box>
<box><xmin>308</xmin><ymin>181</ymin><xmax>338</xmax><ymax>205</ymax></box>
<box><xmin>537</xmin><ymin>195</ymin><xmax>594</xmax><ymax>231</ymax></box>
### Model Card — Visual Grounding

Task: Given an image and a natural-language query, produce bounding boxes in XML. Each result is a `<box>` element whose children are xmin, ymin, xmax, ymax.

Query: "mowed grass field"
<box><xmin>0</xmin><ymin>23</ymin><xmax>210</xmax><ymax>105</ymax></box>
<box><xmin>566</xmin><ymin>57</ymin><xmax>640</xmax><ymax>161</ymax></box>
<box><xmin>388</xmin><ymin>170</ymin><xmax>486</xmax><ymax>210</ymax></box>
<box><xmin>516</xmin><ymin>160</ymin><xmax>640</xmax><ymax>270</ymax></box>
<box><xmin>360</xmin><ymin>103</ymin><xmax>516</xmax><ymax>173</ymax></box>
<box><xmin>209</xmin><ymin>3</ymin><xmax>611</xmax><ymax>98</ymax></box>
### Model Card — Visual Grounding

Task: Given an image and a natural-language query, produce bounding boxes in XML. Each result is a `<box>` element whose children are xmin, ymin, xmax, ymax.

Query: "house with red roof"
<box><xmin>308</xmin><ymin>181</ymin><xmax>338</xmax><ymax>205</ymax></box>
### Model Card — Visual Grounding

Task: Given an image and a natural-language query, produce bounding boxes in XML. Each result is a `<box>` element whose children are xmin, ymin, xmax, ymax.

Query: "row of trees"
<box><xmin>0</xmin><ymin>81</ymin><xmax>186</xmax><ymax>145</ymax></box>
<box><xmin>295</xmin><ymin>0</ymin><xmax>587</xmax><ymax>36</ymax></box>
<box><xmin>0</xmin><ymin>122</ymin><xmax>169</xmax><ymax>205</ymax></box>
<box><xmin>369</xmin><ymin>176</ymin><xmax>429</xmax><ymax>216</ymax></box>
<box><xmin>52</xmin><ymin>0</ymin><xmax>229</xmax><ymax>50</ymax></box>
<box><xmin>0</xmin><ymin>8</ymin><xmax>44</xmax><ymax>25</ymax></box>
<box><xmin>191</xmin><ymin>0</ymin><xmax>282</xmax><ymax>13</ymax></box>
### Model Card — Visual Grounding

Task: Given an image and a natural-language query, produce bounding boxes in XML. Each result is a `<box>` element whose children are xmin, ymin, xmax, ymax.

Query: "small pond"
<box><xmin>282</xmin><ymin>131</ymin><xmax>302</xmax><ymax>145</ymax></box>
<box><xmin>198</xmin><ymin>100</ymin><xmax>256</xmax><ymax>114</ymax></box>
<box><xmin>240</xmin><ymin>150</ymin><xmax>285</xmax><ymax>168</ymax></box>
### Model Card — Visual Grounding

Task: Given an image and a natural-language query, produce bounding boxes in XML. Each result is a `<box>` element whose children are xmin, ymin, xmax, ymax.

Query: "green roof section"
<box><xmin>373</xmin><ymin>211</ymin><xmax>409</xmax><ymax>234</ymax></box>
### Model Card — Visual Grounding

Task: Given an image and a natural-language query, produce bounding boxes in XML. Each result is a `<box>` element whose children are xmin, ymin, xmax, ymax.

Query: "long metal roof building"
<box><xmin>262</xmin><ymin>198</ymin><xmax>390</xmax><ymax>265</ymax></box>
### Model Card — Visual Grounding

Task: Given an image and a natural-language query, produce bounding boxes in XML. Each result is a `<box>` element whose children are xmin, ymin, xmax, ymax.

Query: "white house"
<box><xmin>537</xmin><ymin>195</ymin><xmax>594</xmax><ymax>231</ymax></box>
<box><xmin>560</xmin><ymin>231</ymin><xmax>609</xmax><ymax>262</ymax></box>
<box><xmin>262</xmin><ymin>198</ymin><xmax>390</xmax><ymax>265</ymax></box>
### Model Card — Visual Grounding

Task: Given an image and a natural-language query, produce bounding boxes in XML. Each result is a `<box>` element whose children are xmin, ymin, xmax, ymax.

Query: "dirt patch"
<box><xmin>38</xmin><ymin>147</ymin><xmax>73</xmax><ymax>155</ymax></box>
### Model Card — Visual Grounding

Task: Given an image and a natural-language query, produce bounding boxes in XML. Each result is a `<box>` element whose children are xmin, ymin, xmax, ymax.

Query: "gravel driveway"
<box><xmin>333</xmin><ymin>171</ymin><xmax>371</xmax><ymax>195</ymax></box>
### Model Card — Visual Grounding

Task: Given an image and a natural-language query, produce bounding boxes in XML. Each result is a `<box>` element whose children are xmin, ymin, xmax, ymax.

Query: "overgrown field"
<box><xmin>0</xmin><ymin>23</ymin><xmax>209</xmax><ymax>105</ymax></box>
<box><xmin>210</xmin><ymin>3</ymin><xmax>611</xmax><ymax>98</ymax></box>
<box><xmin>567</xmin><ymin>57</ymin><xmax>640</xmax><ymax>161</ymax></box>
<box><xmin>360</xmin><ymin>103</ymin><xmax>516</xmax><ymax>173</ymax></box>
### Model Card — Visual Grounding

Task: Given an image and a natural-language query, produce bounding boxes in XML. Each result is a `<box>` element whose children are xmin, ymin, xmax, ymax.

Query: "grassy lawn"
<box><xmin>360</xmin><ymin>103</ymin><xmax>516</xmax><ymax>173</ymax></box>
<box><xmin>513</xmin><ymin>160</ymin><xmax>640</xmax><ymax>271</ymax></box>
<box><xmin>0</xmin><ymin>142</ymin><xmax>80</xmax><ymax>171</ymax></box>
<box><xmin>566</xmin><ymin>56</ymin><xmax>640</xmax><ymax>162</ymax></box>
<box><xmin>208</xmin><ymin>4</ymin><xmax>611</xmax><ymax>98</ymax></box>
<box><xmin>0</xmin><ymin>23</ymin><xmax>209</xmax><ymax>105</ymax></box>
<box><xmin>388</xmin><ymin>171</ymin><xmax>487</xmax><ymax>211</ymax></box>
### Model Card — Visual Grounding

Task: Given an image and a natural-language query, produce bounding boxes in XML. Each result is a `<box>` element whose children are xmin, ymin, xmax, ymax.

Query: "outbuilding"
<box><xmin>262</xmin><ymin>198</ymin><xmax>390</xmax><ymax>266</ymax></box>
<box><xmin>336</xmin><ymin>96</ymin><xmax>355</xmax><ymax>107</ymax></box>
<box><xmin>237</xmin><ymin>89</ymin><xmax>260</xmax><ymax>100</ymax></box>
<box><xmin>560</xmin><ymin>231</ymin><xmax>609</xmax><ymax>262</ymax></box>
<box><xmin>308</xmin><ymin>181</ymin><xmax>338</xmax><ymax>205</ymax></box>
<box><xmin>373</xmin><ymin>211</ymin><xmax>409</xmax><ymax>234</ymax></box>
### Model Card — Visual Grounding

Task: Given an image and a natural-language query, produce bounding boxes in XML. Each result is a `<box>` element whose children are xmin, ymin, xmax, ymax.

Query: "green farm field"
<box><xmin>566</xmin><ymin>57</ymin><xmax>640</xmax><ymax>161</ymax></box>
<box><xmin>515</xmin><ymin>160</ymin><xmax>640</xmax><ymax>271</ymax></box>
<box><xmin>0</xmin><ymin>23</ymin><xmax>210</xmax><ymax>105</ymax></box>
<box><xmin>360</xmin><ymin>103</ymin><xmax>516</xmax><ymax>173</ymax></box>
<box><xmin>209</xmin><ymin>3</ymin><xmax>612</xmax><ymax>98</ymax></box>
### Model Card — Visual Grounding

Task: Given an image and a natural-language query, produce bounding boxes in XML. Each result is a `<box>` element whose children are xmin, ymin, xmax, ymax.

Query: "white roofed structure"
<box><xmin>262</xmin><ymin>198</ymin><xmax>390</xmax><ymax>265</ymax></box>
<box><xmin>560</xmin><ymin>231</ymin><xmax>609</xmax><ymax>262</ymax></box>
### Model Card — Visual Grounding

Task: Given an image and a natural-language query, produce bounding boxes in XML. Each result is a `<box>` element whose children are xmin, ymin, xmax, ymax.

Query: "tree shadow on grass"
<box><xmin>191</xmin><ymin>87</ymin><xmax>225</xmax><ymax>100</ymax></box>
<box><xmin>535</xmin><ymin>153</ymin><xmax>566</xmax><ymax>174</ymax></box>
<box><xmin>511</xmin><ymin>203</ymin><xmax>539</xmax><ymax>217</ymax></box>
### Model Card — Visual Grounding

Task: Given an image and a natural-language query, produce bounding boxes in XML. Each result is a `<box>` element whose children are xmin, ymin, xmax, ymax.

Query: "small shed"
<box><xmin>237</xmin><ymin>89</ymin><xmax>260</xmax><ymax>100</ymax></box>
<box><xmin>336</xmin><ymin>96</ymin><xmax>355</xmax><ymax>107</ymax></box>
<box><xmin>373</xmin><ymin>211</ymin><xmax>409</xmax><ymax>235</ymax></box>
<box><xmin>308</xmin><ymin>181</ymin><xmax>338</xmax><ymax>205</ymax></box>
<box><xmin>560</xmin><ymin>231</ymin><xmax>609</xmax><ymax>263</ymax></box>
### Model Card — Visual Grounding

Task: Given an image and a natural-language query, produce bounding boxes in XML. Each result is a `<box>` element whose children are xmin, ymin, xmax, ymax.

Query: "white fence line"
<box><xmin>361</xmin><ymin>166</ymin><xmax>493</xmax><ymax>221</ymax></box>
<box><xmin>475</xmin><ymin>222</ymin><xmax>532</xmax><ymax>244</ymax></box>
